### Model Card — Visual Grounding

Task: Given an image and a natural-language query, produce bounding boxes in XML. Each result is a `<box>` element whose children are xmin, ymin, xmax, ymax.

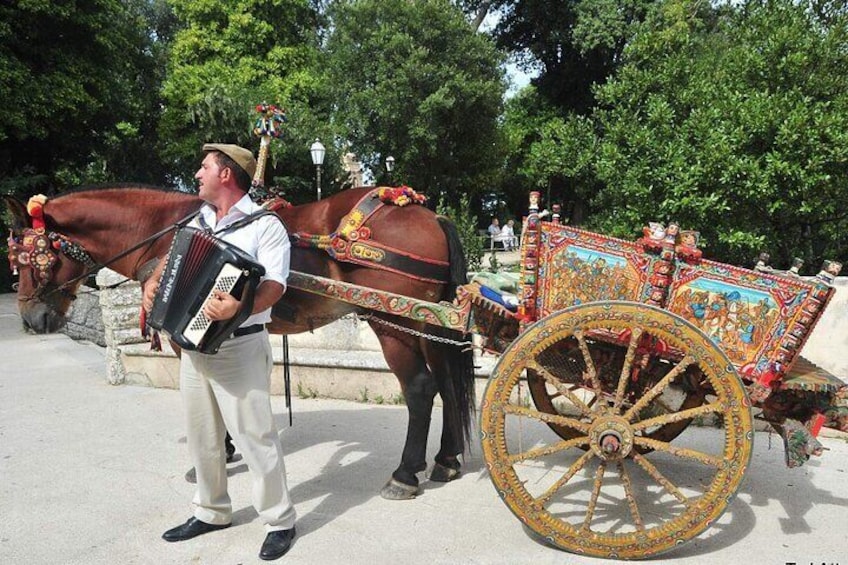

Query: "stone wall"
<box><xmin>61</xmin><ymin>285</ymin><xmax>106</xmax><ymax>346</ymax></box>
<box><xmin>95</xmin><ymin>269</ymin><xmax>150</xmax><ymax>385</ymax></box>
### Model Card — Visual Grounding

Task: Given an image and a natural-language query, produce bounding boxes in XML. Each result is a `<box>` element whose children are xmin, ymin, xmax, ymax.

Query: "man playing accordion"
<box><xmin>142</xmin><ymin>143</ymin><xmax>296</xmax><ymax>561</ymax></box>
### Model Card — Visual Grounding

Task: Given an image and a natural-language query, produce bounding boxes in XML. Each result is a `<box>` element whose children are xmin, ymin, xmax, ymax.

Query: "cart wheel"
<box><xmin>526</xmin><ymin>342</ymin><xmax>708</xmax><ymax>448</ymax></box>
<box><xmin>480</xmin><ymin>301</ymin><xmax>753</xmax><ymax>559</ymax></box>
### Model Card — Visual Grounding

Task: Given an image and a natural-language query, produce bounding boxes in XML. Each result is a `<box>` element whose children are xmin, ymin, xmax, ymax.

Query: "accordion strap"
<box><xmin>196</xmin><ymin>209</ymin><xmax>281</xmax><ymax>236</ymax></box>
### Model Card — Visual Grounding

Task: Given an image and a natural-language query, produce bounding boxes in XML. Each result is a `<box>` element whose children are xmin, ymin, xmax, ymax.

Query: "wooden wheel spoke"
<box><xmin>617</xmin><ymin>461</ymin><xmax>645</xmax><ymax>530</ymax></box>
<box><xmin>631</xmin><ymin>401</ymin><xmax>722</xmax><ymax>432</ymax></box>
<box><xmin>631</xmin><ymin>453</ymin><xmax>689</xmax><ymax>505</ymax></box>
<box><xmin>536</xmin><ymin>451</ymin><xmax>594</xmax><ymax>506</ymax></box>
<box><xmin>623</xmin><ymin>356</ymin><xmax>695</xmax><ymax>421</ymax></box>
<box><xmin>527</xmin><ymin>360</ymin><xmax>594</xmax><ymax>417</ymax></box>
<box><xmin>614</xmin><ymin>327</ymin><xmax>643</xmax><ymax>410</ymax></box>
<box><xmin>581</xmin><ymin>462</ymin><xmax>607</xmax><ymax>532</ymax></box>
<box><xmin>633</xmin><ymin>437</ymin><xmax>723</xmax><ymax>468</ymax></box>
<box><xmin>503</xmin><ymin>404</ymin><xmax>591</xmax><ymax>433</ymax></box>
<box><xmin>574</xmin><ymin>330</ymin><xmax>602</xmax><ymax>394</ymax></box>
<box><xmin>508</xmin><ymin>436</ymin><xmax>590</xmax><ymax>465</ymax></box>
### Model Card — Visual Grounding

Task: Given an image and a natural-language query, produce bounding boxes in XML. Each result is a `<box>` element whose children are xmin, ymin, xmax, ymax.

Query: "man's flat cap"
<box><xmin>203</xmin><ymin>143</ymin><xmax>257</xmax><ymax>179</ymax></box>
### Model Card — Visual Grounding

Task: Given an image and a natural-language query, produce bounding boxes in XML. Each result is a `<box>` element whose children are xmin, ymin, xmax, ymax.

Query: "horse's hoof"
<box><xmin>380</xmin><ymin>478</ymin><xmax>420</xmax><ymax>500</ymax></box>
<box><xmin>429</xmin><ymin>462</ymin><xmax>461</xmax><ymax>483</ymax></box>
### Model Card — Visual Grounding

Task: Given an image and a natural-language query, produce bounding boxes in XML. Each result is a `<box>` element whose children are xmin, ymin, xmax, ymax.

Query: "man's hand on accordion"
<box><xmin>142</xmin><ymin>279</ymin><xmax>158</xmax><ymax>313</ymax></box>
<box><xmin>141</xmin><ymin>256</ymin><xmax>167</xmax><ymax>314</ymax></box>
<box><xmin>203</xmin><ymin>289</ymin><xmax>240</xmax><ymax>321</ymax></box>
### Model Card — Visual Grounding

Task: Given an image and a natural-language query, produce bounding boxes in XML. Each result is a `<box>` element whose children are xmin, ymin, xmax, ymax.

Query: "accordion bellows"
<box><xmin>149</xmin><ymin>227</ymin><xmax>265</xmax><ymax>354</ymax></box>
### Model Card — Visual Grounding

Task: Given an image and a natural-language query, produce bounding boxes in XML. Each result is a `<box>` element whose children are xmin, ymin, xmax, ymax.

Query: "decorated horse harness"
<box><xmin>7</xmin><ymin>195</ymin><xmax>96</xmax><ymax>300</ymax></box>
<box><xmin>280</xmin><ymin>186</ymin><xmax>451</xmax><ymax>285</ymax></box>
<box><xmin>7</xmin><ymin>194</ymin><xmax>199</xmax><ymax>301</ymax></box>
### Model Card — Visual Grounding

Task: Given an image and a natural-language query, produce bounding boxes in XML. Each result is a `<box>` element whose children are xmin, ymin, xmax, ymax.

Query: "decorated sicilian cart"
<box><xmin>282</xmin><ymin>191</ymin><xmax>846</xmax><ymax>559</ymax></box>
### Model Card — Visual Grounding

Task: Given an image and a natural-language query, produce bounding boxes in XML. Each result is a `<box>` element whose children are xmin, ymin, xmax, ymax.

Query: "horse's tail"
<box><xmin>432</xmin><ymin>216</ymin><xmax>476</xmax><ymax>452</ymax></box>
<box><xmin>437</xmin><ymin>215</ymin><xmax>468</xmax><ymax>299</ymax></box>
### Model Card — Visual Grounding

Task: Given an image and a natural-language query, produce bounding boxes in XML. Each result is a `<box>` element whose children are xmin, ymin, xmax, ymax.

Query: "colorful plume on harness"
<box><xmin>253</xmin><ymin>103</ymin><xmax>286</xmax><ymax>138</ymax></box>
<box><xmin>377</xmin><ymin>186</ymin><xmax>427</xmax><ymax>207</ymax></box>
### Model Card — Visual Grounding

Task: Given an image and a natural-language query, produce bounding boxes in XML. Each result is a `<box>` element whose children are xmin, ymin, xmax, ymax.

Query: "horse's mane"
<box><xmin>54</xmin><ymin>183</ymin><xmax>188</xmax><ymax>199</ymax></box>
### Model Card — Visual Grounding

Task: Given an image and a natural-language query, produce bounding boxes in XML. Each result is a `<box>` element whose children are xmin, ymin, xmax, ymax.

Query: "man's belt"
<box><xmin>233</xmin><ymin>324</ymin><xmax>265</xmax><ymax>338</ymax></box>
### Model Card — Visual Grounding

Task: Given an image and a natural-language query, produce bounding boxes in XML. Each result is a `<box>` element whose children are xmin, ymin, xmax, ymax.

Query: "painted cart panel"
<box><xmin>528</xmin><ymin>221</ymin><xmax>835</xmax><ymax>385</ymax></box>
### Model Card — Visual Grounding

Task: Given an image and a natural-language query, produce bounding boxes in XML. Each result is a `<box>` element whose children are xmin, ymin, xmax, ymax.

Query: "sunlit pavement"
<box><xmin>2</xmin><ymin>293</ymin><xmax>847</xmax><ymax>565</ymax></box>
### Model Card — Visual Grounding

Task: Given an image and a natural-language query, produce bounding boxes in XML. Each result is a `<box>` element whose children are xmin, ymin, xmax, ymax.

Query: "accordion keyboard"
<box><xmin>183</xmin><ymin>263</ymin><xmax>244</xmax><ymax>347</ymax></box>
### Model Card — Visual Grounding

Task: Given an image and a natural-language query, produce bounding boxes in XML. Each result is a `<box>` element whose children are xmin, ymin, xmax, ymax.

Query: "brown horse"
<box><xmin>3</xmin><ymin>185</ymin><xmax>475</xmax><ymax>499</ymax></box>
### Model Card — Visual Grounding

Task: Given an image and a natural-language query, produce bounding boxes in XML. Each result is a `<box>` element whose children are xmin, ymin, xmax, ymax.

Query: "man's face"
<box><xmin>195</xmin><ymin>153</ymin><xmax>225</xmax><ymax>201</ymax></box>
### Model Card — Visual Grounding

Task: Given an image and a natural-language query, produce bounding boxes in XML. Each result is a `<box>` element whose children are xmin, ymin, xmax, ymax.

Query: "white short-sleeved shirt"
<box><xmin>190</xmin><ymin>194</ymin><xmax>290</xmax><ymax>326</ymax></box>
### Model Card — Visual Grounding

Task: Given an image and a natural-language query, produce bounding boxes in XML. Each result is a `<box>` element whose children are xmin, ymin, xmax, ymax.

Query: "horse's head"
<box><xmin>4</xmin><ymin>195</ymin><xmax>88</xmax><ymax>333</ymax></box>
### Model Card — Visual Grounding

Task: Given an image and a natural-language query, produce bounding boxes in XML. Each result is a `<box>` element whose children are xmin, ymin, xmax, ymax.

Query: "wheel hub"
<box><xmin>589</xmin><ymin>415</ymin><xmax>634</xmax><ymax>461</ymax></box>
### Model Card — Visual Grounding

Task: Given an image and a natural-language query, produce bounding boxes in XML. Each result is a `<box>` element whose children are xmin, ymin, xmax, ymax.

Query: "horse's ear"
<box><xmin>2</xmin><ymin>195</ymin><xmax>31</xmax><ymax>230</ymax></box>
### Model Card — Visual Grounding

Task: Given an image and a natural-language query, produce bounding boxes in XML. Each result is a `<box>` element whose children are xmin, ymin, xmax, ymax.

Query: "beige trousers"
<box><xmin>180</xmin><ymin>331</ymin><xmax>296</xmax><ymax>531</ymax></box>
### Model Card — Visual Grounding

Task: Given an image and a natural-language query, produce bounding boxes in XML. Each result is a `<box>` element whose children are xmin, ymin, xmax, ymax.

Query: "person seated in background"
<box><xmin>487</xmin><ymin>218</ymin><xmax>501</xmax><ymax>249</ymax></box>
<box><xmin>500</xmin><ymin>220</ymin><xmax>519</xmax><ymax>251</ymax></box>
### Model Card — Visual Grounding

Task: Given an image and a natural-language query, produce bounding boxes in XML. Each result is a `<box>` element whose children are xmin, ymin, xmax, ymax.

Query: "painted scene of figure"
<box><xmin>669</xmin><ymin>278</ymin><xmax>779</xmax><ymax>365</ymax></box>
<box><xmin>544</xmin><ymin>247</ymin><xmax>642</xmax><ymax>311</ymax></box>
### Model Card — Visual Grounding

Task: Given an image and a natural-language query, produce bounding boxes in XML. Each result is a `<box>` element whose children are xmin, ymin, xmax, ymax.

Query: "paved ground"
<box><xmin>1</xmin><ymin>292</ymin><xmax>847</xmax><ymax>565</ymax></box>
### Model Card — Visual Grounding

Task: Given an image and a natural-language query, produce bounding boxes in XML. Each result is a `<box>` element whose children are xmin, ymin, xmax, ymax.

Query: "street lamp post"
<box><xmin>385</xmin><ymin>155</ymin><xmax>395</xmax><ymax>185</ymax></box>
<box><xmin>310</xmin><ymin>138</ymin><xmax>326</xmax><ymax>201</ymax></box>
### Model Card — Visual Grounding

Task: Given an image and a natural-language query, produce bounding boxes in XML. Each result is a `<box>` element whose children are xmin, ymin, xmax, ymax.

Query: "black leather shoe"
<box><xmin>162</xmin><ymin>517</ymin><xmax>231</xmax><ymax>542</ymax></box>
<box><xmin>259</xmin><ymin>526</ymin><xmax>296</xmax><ymax>560</ymax></box>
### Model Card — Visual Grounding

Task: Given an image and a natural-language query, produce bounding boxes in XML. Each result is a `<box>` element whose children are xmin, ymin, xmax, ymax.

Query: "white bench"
<box><xmin>491</xmin><ymin>231</ymin><xmax>518</xmax><ymax>251</ymax></box>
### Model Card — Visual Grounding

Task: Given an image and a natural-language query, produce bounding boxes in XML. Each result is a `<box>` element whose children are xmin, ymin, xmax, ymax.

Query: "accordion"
<box><xmin>148</xmin><ymin>226</ymin><xmax>265</xmax><ymax>354</ymax></box>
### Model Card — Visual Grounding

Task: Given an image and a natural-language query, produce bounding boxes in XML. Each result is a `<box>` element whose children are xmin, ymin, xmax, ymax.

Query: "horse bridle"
<box><xmin>7</xmin><ymin>210</ymin><xmax>200</xmax><ymax>302</ymax></box>
<box><xmin>7</xmin><ymin>227</ymin><xmax>95</xmax><ymax>301</ymax></box>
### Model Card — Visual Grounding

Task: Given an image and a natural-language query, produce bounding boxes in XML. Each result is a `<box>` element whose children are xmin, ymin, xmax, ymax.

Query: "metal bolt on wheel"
<box><xmin>480</xmin><ymin>301</ymin><xmax>754</xmax><ymax>559</ymax></box>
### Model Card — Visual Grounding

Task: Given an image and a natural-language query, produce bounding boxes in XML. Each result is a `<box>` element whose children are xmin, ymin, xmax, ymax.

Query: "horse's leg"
<box><xmin>371</xmin><ymin>325</ymin><xmax>437</xmax><ymax>500</ymax></box>
<box><xmin>423</xmin><ymin>340</ymin><xmax>468</xmax><ymax>483</ymax></box>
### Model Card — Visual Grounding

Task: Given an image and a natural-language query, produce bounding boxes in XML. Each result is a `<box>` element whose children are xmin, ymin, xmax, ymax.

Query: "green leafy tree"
<box><xmin>463</xmin><ymin>0</ymin><xmax>654</xmax><ymax>225</ymax></box>
<box><xmin>322</xmin><ymin>0</ymin><xmax>506</xmax><ymax>204</ymax></box>
<box><xmin>0</xmin><ymin>0</ymin><xmax>174</xmax><ymax>291</ymax></box>
<box><xmin>477</xmin><ymin>0</ymin><xmax>655</xmax><ymax>114</ymax></box>
<box><xmin>591</xmin><ymin>0</ymin><xmax>848</xmax><ymax>268</ymax></box>
<box><xmin>0</xmin><ymin>0</ymin><xmax>171</xmax><ymax>193</ymax></box>
<box><xmin>494</xmin><ymin>88</ymin><xmax>556</xmax><ymax>218</ymax></box>
<box><xmin>497</xmin><ymin>87</ymin><xmax>601</xmax><ymax>223</ymax></box>
<box><xmin>160</xmin><ymin>0</ymin><xmax>326</xmax><ymax>197</ymax></box>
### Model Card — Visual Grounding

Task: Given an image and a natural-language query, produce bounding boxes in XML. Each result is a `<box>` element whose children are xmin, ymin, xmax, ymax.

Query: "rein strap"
<box><xmin>10</xmin><ymin>198</ymin><xmax>201</xmax><ymax>300</ymax></box>
<box><xmin>55</xmin><ymin>209</ymin><xmax>202</xmax><ymax>292</ymax></box>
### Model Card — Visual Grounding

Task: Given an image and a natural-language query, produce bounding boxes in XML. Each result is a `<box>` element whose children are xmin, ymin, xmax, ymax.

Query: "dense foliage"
<box><xmin>323</xmin><ymin>0</ymin><xmax>506</xmax><ymax>203</ymax></box>
<box><xmin>590</xmin><ymin>0</ymin><xmax>848</xmax><ymax>267</ymax></box>
<box><xmin>0</xmin><ymin>0</ymin><xmax>170</xmax><ymax>193</ymax></box>
<box><xmin>2</xmin><ymin>0</ymin><xmax>848</xmax><ymax>286</ymax></box>
<box><xmin>159</xmin><ymin>0</ymin><xmax>323</xmax><ymax>195</ymax></box>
